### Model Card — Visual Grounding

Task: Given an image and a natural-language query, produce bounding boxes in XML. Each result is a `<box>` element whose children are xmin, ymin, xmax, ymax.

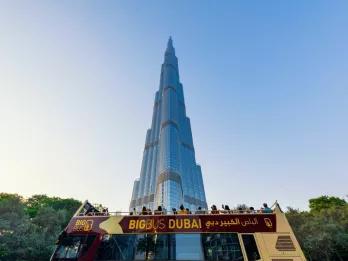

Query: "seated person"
<box><xmin>195</xmin><ymin>206</ymin><xmax>207</xmax><ymax>214</ymax></box>
<box><xmin>130</xmin><ymin>207</ymin><xmax>137</xmax><ymax>215</ymax></box>
<box><xmin>154</xmin><ymin>206</ymin><xmax>163</xmax><ymax>215</ymax></box>
<box><xmin>172</xmin><ymin>208</ymin><xmax>177</xmax><ymax>215</ymax></box>
<box><xmin>262</xmin><ymin>203</ymin><xmax>273</xmax><ymax>213</ymax></box>
<box><xmin>221</xmin><ymin>204</ymin><xmax>231</xmax><ymax>214</ymax></box>
<box><xmin>102</xmin><ymin>208</ymin><xmax>109</xmax><ymax>216</ymax></box>
<box><xmin>248</xmin><ymin>206</ymin><xmax>256</xmax><ymax>213</ymax></box>
<box><xmin>211</xmin><ymin>205</ymin><xmax>219</xmax><ymax>214</ymax></box>
<box><xmin>147</xmin><ymin>208</ymin><xmax>152</xmax><ymax>215</ymax></box>
<box><xmin>141</xmin><ymin>206</ymin><xmax>148</xmax><ymax>215</ymax></box>
<box><xmin>178</xmin><ymin>204</ymin><xmax>188</xmax><ymax>214</ymax></box>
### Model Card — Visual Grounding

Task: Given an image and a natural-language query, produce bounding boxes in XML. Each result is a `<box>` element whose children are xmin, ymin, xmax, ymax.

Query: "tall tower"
<box><xmin>129</xmin><ymin>38</ymin><xmax>207</xmax><ymax>212</ymax></box>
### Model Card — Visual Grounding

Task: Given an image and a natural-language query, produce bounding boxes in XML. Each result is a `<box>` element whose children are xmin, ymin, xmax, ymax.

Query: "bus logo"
<box><xmin>264</xmin><ymin>218</ymin><xmax>273</xmax><ymax>228</ymax></box>
<box><xmin>72</xmin><ymin>219</ymin><xmax>94</xmax><ymax>232</ymax></box>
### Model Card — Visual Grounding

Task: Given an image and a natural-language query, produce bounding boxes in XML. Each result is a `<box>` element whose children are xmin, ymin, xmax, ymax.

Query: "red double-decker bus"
<box><xmin>50</xmin><ymin>201</ymin><xmax>306</xmax><ymax>261</ymax></box>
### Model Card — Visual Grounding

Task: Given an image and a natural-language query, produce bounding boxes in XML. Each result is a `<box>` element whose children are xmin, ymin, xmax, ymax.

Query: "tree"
<box><xmin>287</xmin><ymin>196</ymin><xmax>348</xmax><ymax>261</ymax></box>
<box><xmin>0</xmin><ymin>193</ymin><xmax>32</xmax><ymax>260</ymax></box>
<box><xmin>0</xmin><ymin>193</ymin><xmax>81</xmax><ymax>261</ymax></box>
<box><xmin>309</xmin><ymin>195</ymin><xmax>346</xmax><ymax>213</ymax></box>
<box><xmin>25</xmin><ymin>194</ymin><xmax>81</xmax><ymax>220</ymax></box>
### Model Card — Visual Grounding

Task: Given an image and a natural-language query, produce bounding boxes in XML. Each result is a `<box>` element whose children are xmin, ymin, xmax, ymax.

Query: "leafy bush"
<box><xmin>287</xmin><ymin>196</ymin><xmax>348</xmax><ymax>261</ymax></box>
<box><xmin>0</xmin><ymin>193</ymin><xmax>81</xmax><ymax>261</ymax></box>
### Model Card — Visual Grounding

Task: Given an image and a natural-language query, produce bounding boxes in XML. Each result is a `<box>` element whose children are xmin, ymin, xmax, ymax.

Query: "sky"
<box><xmin>0</xmin><ymin>1</ymin><xmax>347</xmax><ymax>211</ymax></box>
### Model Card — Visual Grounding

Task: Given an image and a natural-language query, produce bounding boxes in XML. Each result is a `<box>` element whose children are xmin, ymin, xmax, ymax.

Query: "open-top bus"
<box><xmin>50</xmin><ymin>202</ymin><xmax>306</xmax><ymax>261</ymax></box>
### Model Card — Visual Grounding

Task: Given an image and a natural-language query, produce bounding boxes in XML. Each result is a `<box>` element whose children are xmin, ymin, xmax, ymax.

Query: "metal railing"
<box><xmin>76</xmin><ymin>209</ymin><xmax>274</xmax><ymax>217</ymax></box>
<box><xmin>74</xmin><ymin>200</ymin><xmax>279</xmax><ymax>217</ymax></box>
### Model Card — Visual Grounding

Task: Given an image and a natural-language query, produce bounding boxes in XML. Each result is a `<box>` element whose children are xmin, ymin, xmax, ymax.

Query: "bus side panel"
<box><xmin>257</xmin><ymin>233</ymin><xmax>305</xmax><ymax>261</ymax></box>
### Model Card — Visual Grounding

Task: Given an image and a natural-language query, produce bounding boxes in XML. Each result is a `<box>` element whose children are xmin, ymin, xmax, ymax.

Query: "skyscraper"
<box><xmin>129</xmin><ymin>38</ymin><xmax>207</xmax><ymax>212</ymax></box>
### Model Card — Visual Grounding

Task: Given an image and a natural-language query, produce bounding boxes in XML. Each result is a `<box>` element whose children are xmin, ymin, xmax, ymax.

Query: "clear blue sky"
<box><xmin>0</xmin><ymin>1</ymin><xmax>347</xmax><ymax>211</ymax></box>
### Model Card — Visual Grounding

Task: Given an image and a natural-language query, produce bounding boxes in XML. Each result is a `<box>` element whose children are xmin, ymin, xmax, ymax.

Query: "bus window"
<box><xmin>202</xmin><ymin>233</ymin><xmax>244</xmax><ymax>261</ymax></box>
<box><xmin>53</xmin><ymin>236</ymin><xmax>81</xmax><ymax>259</ymax></box>
<box><xmin>241</xmin><ymin>234</ymin><xmax>260</xmax><ymax>261</ymax></box>
<box><xmin>52</xmin><ymin>235</ymin><xmax>96</xmax><ymax>260</ymax></box>
<box><xmin>96</xmin><ymin>233</ymin><xmax>246</xmax><ymax>260</ymax></box>
<box><xmin>96</xmin><ymin>234</ymin><xmax>174</xmax><ymax>260</ymax></box>
<box><xmin>175</xmin><ymin>234</ymin><xmax>204</xmax><ymax>260</ymax></box>
<box><xmin>96</xmin><ymin>234</ymin><xmax>202</xmax><ymax>261</ymax></box>
<box><xmin>95</xmin><ymin>234</ymin><xmax>137</xmax><ymax>260</ymax></box>
<box><xmin>153</xmin><ymin>234</ymin><xmax>172</xmax><ymax>260</ymax></box>
<box><xmin>134</xmin><ymin>234</ymin><xmax>155</xmax><ymax>260</ymax></box>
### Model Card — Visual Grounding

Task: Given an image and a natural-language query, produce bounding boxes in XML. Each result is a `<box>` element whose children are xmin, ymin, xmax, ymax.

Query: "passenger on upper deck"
<box><xmin>172</xmin><ymin>208</ymin><xmax>177</xmax><ymax>215</ymax></box>
<box><xmin>154</xmin><ymin>206</ymin><xmax>163</xmax><ymax>215</ymax></box>
<box><xmin>262</xmin><ymin>203</ymin><xmax>273</xmax><ymax>213</ymax></box>
<box><xmin>248</xmin><ymin>207</ymin><xmax>256</xmax><ymax>213</ymax></box>
<box><xmin>195</xmin><ymin>206</ymin><xmax>206</xmax><ymax>214</ymax></box>
<box><xmin>130</xmin><ymin>207</ymin><xmax>136</xmax><ymax>215</ymax></box>
<box><xmin>141</xmin><ymin>206</ymin><xmax>148</xmax><ymax>215</ymax></box>
<box><xmin>102</xmin><ymin>208</ymin><xmax>109</xmax><ymax>216</ymax></box>
<box><xmin>221</xmin><ymin>205</ymin><xmax>231</xmax><ymax>214</ymax></box>
<box><xmin>178</xmin><ymin>204</ymin><xmax>189</xmax><ymax>214</ymax></box>
<box><xmin>211</xmin><ymin>205</ymin><xmax>219</xmax><ymax>214</ymax></box>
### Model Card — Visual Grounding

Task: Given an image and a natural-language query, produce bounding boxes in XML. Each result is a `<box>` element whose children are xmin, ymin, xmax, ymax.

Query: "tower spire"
<box><xmin>167</xmin><ymin>36</ymin><xmax>173</xmax><ymax>48</ymax></box>
<box><xmin>164</xmin><ymin>36</ymin><xmax>178</xmax><ymax>72</ymax></box>
<box><xmin>165</xmin><ymin>36</ymin><xmax>175</xmax><ymax>55</ymax></box>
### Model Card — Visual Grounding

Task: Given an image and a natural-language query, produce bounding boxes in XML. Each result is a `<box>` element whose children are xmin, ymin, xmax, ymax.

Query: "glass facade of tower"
<box><xmin>129</xmin><ymin>38</ymin><xmax>207</xmax><ymax>212</ymax></box>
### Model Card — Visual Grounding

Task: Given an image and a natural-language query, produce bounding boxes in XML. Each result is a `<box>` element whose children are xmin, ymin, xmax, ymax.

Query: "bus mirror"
<box><xmin>102</xmin><ymin>234</ymin><xmax>111</xmax><ymax>242</ymax></box>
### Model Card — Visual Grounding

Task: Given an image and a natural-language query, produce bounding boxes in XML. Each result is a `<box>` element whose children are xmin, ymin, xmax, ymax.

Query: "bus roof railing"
<box><xmin>74</xmin><ymin>200</ymin><xmax>280</xmax><ymax>217</ymax></box>
<box><xmin>75</xmin><ymin>209</ymin><xmax>275</xmax><ymax>217</ymax></box>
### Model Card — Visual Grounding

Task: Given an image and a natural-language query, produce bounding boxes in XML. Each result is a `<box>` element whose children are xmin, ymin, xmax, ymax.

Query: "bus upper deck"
<box><xmin>51</xmin><ymin>202</ymin><xmax>306</xmax><ymax>261</ymax></box>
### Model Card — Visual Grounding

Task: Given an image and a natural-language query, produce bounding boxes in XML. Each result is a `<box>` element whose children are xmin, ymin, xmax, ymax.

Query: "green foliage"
<box><xmin>25</xmin><ymin>194</ymin><xmax>81</xmax><ymax>219</ymax></box>
<box><xmin>309</xmin><ymin>195</ymin><xmax>347</xmax><ymax>213</ymax></box>
<box><xmin>0</xmin><ymin>193</ymin><xmax>81</xmax><ymax>261</ymax></box>
<box><xmin>287</xmin><ymin>196</ymin><xmax>348</xmax><ymax>261</ymax></box>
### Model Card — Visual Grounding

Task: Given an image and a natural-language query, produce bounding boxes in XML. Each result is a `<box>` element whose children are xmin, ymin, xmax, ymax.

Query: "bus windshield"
<box><xmin>53</xmin><ymin>234</ymin><xmax>96</xmax><ymax>260</ymax></box>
